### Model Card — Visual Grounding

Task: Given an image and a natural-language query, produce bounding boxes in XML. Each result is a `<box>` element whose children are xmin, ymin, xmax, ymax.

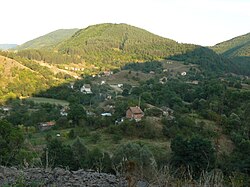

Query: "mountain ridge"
<box><xmin>211</xmin><ymin>32</ymin><xmax>250</xmax><ymax>57</ymax></box>
<box><xmin>16</xmin><ymin>28</ymin><xmax>79</xmax><ymax>50</ymax></box>
<box><xmin>10</xmin><ymin>23</ymin><xmax>236</xmax><ymax>75</ymax></box>
<box><xmin>0</xmin><ymin>44</ymin><xmax>18</xmax><ymax>50</ymax></box>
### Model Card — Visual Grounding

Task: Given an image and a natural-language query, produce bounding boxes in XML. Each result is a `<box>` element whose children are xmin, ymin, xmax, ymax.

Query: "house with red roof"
<box><xmin>126</xmin><ymin>106</ymin><xmax>144</xmax><ymax>122</ymax></box>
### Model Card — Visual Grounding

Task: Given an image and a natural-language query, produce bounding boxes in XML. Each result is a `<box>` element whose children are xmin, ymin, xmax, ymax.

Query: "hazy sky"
<box><xmin>1</xmin><ymin>0</ymin><xmax>249</xmax><ymax>46</ymax></box>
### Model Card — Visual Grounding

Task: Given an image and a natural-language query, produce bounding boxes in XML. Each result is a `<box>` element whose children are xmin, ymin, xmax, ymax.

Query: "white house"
<box><xmin>181</xmin><ymin>72</ymin><xmax>187</xmax><ymax>76</ymax></box>
<box><xmin>80</xmin><ymin>84</ymin><xmax>92</xmax><ymax>94</ymax></box>
<box><xmin>69</xmin><ymin>83</ymin><xmax>74</xmax><ymax>89</ymax></box>
<box><xmin>60</xmin><ymin>107</ymin><xmax>68</xmax><ymax>116</ymax></box>
<box><xmin>101</xmin><ymin>112</ymin><xmax>112</xmax><ymax>117</ymax></box>
<box><xmin>1</xmin><ymin>106</ymin><xmax>11</xmax><ymax>112</ymax></box>
<box><xmin>159</xmin><ymin>77</ymin><xmax>168</xmax><ymax>84</ymax></box>
<box><xmin>117</xmin><ymin>84</ymin><xmax>123</xmax><ymax>88</ymax></box>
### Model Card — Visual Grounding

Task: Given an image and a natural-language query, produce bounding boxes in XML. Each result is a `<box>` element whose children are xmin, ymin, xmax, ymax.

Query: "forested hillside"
<box><xmin>212</xmin><ymin>33</ymin><xmax>250</xmax><ymax>75</ymax></box>
<box><xmin>0</xmin><ymin>24</ymin><xmax>247</xmax><ymax>103</ymax></box>
<box><xmin>14</xmin><ymin>23</ymin><xmax>236</xmax><ymax>75</ymax></box>
<box><xmin>212</xmin><ymin>32</ymin><xmax>250</xmax><ymax>56</ymax></box>
<box><xmin>16</xmin><ymin>29</ymin><xmax>79</xmax><ymax>50</ymax></box>
<box><xmin>0</xmin><ymin>53</ymin><xmax>71</xmax><ymax>102</ymax></box>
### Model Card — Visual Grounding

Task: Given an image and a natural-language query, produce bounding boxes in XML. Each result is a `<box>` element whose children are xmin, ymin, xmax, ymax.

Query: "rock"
<box><xmin>0</xmin><ymin>166</ymin><xmax>127</xmax><ymax>186</ymax></box>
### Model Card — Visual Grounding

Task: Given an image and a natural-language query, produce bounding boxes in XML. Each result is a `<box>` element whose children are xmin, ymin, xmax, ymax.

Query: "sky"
<box><xmin>1</xmin><ymin>0</ymin><xmax>249</xmax><ymax>46</ymax></box>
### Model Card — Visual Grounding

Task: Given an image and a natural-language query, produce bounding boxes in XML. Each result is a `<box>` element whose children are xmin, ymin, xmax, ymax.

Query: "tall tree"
<box><xmin>67</xmin><ymin>103</ymin><xmax>86</xmax><ymax>126</ymax></box>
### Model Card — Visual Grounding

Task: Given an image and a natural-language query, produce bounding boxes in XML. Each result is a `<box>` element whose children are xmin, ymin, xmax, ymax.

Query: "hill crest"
<box><xmin>212</xmin><ymin>32</ymin><xmax>250</xmax><ymax>57</ymax></box>
<box><xmin>16</xmin><ymin>28</ymin><xmax>79</xmax><ymax>50</ymax></box>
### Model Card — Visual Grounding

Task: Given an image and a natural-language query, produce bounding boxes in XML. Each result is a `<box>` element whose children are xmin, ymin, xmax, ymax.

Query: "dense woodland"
<box><xmin>0</xmin><ymin>23</ymin><xmax>250</xmax><ymax>186</ymax></box>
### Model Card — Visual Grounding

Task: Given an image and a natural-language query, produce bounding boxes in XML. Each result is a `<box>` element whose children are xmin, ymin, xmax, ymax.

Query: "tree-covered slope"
<box><xmin>14</xmin><ymin>23</ymin><xmax>236</xmax><ymax>74</ymax></box>
<box><xmin>0</xmin><ymin>53</ymin><xmax>70</xmax><ymax>102</ymax></box>
<box><xmin>56</xmin><ymin>23</ymin><xmax>192</xmax><ymax>66</ymax></box>
<box><xmin>212</xmin><ymin>32</ymin><xmax>250</xmax><ymax>57</ymax></box>
<box><xmin>16</xmin><ymin>29</ymin><xmax>79</xmax><ymax>50</ymax></box>
<box><xmin>211</xmin><ymin>32</ymin><xmax>250</xmax><ymax>75</ymax></box>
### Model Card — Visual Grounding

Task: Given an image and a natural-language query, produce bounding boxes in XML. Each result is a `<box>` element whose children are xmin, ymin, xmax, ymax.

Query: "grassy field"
<box><xmin>162</xmin><ymin>60</ymin><xmax>198</xmax><ymax>74</ymax></box>
<box><xmin>26</xmin><ymin>97</ymin><xmax>69</xmax><ymax>106</ymax></box>
<box><xmin>94</xmin><ymin>70</ymin><xmax>154</xmax><ymax>86</ymax></box>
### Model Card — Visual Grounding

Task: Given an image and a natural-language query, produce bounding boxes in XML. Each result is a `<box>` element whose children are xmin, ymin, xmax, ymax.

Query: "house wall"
<box><xmin>126</xmin><ymin>109</ymin><xmax>133</xmax><ymax>119</ymax></box>
<box><xmin>126</xmin><ymin>109</ymin><xmax>144</xmax><ymax>120</ymax></box>
<box><xmin>134</xmin><ymin>113</ymin><xmax>144</xmax><ymax>120</ymax></box>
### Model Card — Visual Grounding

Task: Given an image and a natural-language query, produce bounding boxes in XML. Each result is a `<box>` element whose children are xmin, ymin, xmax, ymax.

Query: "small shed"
<box><xmin>80</xmin><ymin>84</ymin><xmax>92</xmax><ymax>94</ymax></box>
<box><xmin>39</xmin><ymin>121</ymin><xmax>56</xmax><ymax>131</ymax></box>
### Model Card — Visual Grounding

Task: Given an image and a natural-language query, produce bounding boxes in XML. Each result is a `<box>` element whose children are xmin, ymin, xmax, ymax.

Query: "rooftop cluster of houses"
<box><xmin>64</xmin><ymin>67</ymin><xmax>85</xmax><ymax>71</ymax></box>
<box><xmin>37</xmin><ymin>103</ymin><xmax>174</xmax><ymax>132</ymax></box>
<box><xmin>69</xmin><ymin>83</ymin><xmax>93</xmax><ymax>94</ymax></box>
<box><xmin>92</xmin><ymin>71</ymin><xmax>113</xmax><ymax>78</ymax></box>
<box><xmin>69</xmin><ymin>81</ymin><xmax>124</xmax><ymax>96</ymax></box>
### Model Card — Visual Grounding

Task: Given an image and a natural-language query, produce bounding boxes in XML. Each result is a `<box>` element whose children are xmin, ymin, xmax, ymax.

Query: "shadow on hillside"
<box><xmin>166</xmin><ymin>46</ymin><xmax>237</xmax><ymax>74</ymax></box>
<box><xmin>228</xmin><ymin>56</ymin><xmax>250</xmax><ymax>76</ymax></box>
<box><xmin>2</xmin><ymin>45</ymin><xmax>248</xmax><ymax>108</ymax></box>
<box><xmin>223</xmin><ymin>41</ymin><xmax>250</xmax><ymax>56</ymax></box>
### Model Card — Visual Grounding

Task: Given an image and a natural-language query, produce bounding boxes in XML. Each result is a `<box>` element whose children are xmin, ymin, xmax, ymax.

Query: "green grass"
<box><xmin>26</xmin><ymin>97</ymin><xmax>69</xmax><ymax>106</ymax></box>
<box><xmin>94</xmin><ymin>70</ymin><xmax>154</xmax><ymax>86</ymax></box>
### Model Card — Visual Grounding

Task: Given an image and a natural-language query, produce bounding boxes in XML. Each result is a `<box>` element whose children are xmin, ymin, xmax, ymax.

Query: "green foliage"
<box><xmin>67</xmin><ymin>103</ymin><xmax>86</xmax><ymax>125</ymax></box>
<box><xmin>12</xmin><ymin>23</ymin><xmax>229</xmax><ymax>75</ymax></box>
<box><xmin>16</xmin><ymin>29</ymin><xmax>79</xmax><ymax>50</ymax></box>
<box><xmin>169</xmin><ymin>46</ymin><xmax>235</xmax><ymax>73</ymax></box>
<box><xmin>89</xmin><ymin>132</ymin><xmax>101</xmax><ymax>144</ymax></box>
<box><xmin>71</xmin><ymin>138</ymin><xmax>88</xmax><ymax>169</ymax></box>
<box><xmin>0</xmin><ymin>120</ymin><xmax>24</xmax><ymax>165</ymax></box>
<box><xmin>68</xmin><ymin>129</ymin><xmax>76</xmax><ymax>139</ymax></box>
<box><xmin>106</xmin><ymin>119</ymin><xmax>159</xmax><ymax>139</ymax></box>
<box><xmin>6</xmin><ymin>101</ymin><xmax>61</xmax><ymax>126</ymax></box>
<box><xmin>57</xmin><ymin>23</ymin><xmax>182</xmax><ymax>66</ymax></box>
<box><xmin>171</xmin><ymin>136</ymin><xmax>216</xmax><ymax>178</ymax></box>
<box><xmin>211</xmin><ymin>32</ymin><xmax>250</xmax><ymax>75</ymax></box>
<box><xmin>122</xmin><ymin>61</ymin><xmax>163</xmax><ymax>73</ymax></box>
<box><xmin>42</xmin><ymin>138</ymin><xmax>76</xmax><ymax>169</ymax></box>
<box><xmin>212</xmin><ymin>32</ymin><xmax>250</xmax><ymax>56</ymax></box>
<box><xmin>113</xmin><ymin>142</ymin><xmax>156</xmax><ymax>170</ymax></box>
<box><xmin>223</xmin><ymin>140</ymin><xmax>250</xmax><ymax>175</ymax></box>
<box><xmin>0</xmin><ymin>52</ymin><xmax>67</xmax><ymax>102</ymax></box>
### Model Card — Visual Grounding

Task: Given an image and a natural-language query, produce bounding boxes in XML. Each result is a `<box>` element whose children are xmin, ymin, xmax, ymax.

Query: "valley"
<box><xmin>0</xmin><ymin>23</ymin><xmax>250</xmax><ymax>186</ymax></box>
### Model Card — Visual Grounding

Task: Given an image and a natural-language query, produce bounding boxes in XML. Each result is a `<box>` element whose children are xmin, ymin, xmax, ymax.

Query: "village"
<box><xmin>0</xmin><ymin>60</ymin><xmax>191</xmax><ymax>136</ymax></box>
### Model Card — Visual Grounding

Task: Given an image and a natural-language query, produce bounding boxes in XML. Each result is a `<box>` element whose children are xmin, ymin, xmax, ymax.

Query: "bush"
<box><xmin>89</xmin><ymin>132</ymin><xmax>101</xmax><ymax>144</ymax></box>
<box><xmin>171</xmin><ymin>136</ymin><xmax>216</xmax><ymax>178</ymax></box>
<box><xmin>112</xmin><ymin>134</ymin><xmax>122</xmax><ymax>143</ymax></box>
<box><xmin>145</xmin><ymin>108</ymin><xmax>163</xmax><ymax>117</ymax></box>
<box><xmin>113</xmin><ymin>142</ymin><xmax>156</xmax><ymax>178</ymax></box>
<box><xmin>68</xmin><ymin>129</ymin><xmax>76</xmax><ymax>139</ymax></box>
